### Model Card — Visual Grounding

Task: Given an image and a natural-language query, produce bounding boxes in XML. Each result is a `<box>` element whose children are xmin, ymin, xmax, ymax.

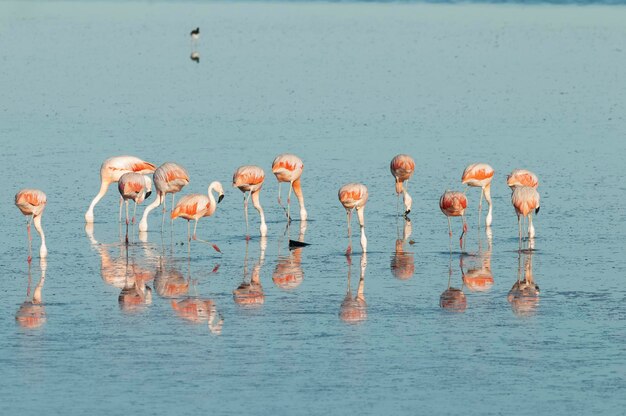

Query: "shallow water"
<box><xmin>1</xmin><ymin>2</ymin><xmax>625</xmax><ymax>415</ymax></box>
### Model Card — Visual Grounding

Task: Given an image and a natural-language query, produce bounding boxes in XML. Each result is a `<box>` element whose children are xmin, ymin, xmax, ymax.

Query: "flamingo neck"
<box><xmin>138</xmin><ymin>191</ymin><xmax>163</xmax><ymax>232</ymax></box>
<box><xmin>86</xmin><ymin>179</ymin><xmax>112</xmax><ymax>222</ymax></box>
<box><xmin>33</xmin><ymin>215</ymin><xmax>47</xmax><ymax>258</ymax></box>
<box><xmin>251</xmin><ymin>190</ymin><xmax>267</xmax><ymax>236</ymax></box>
<box><xmin>292</xmin><ymin>178</ymin><xmax>307</xmax><ymax>221</ymax></box>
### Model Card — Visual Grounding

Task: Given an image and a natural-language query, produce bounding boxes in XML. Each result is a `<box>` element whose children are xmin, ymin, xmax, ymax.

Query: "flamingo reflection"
<box><xmin>86</xmin><ymin>223</ymin><xmax>155</xmax><ymax>312</ymax></box>
<box><xmin>390</xmin><ymin>219</ymin><xmax>414</xmax><ymax>280</ymax></box>
<box><xmin>171</xmin><ymin>297</ymin><xmax>223</xmax><ymax>334</ymax></box>
<box><xmin>15</xmin><ymin>258</ymin><xmax>47</xmax><ymax>329</ymax></box>
<box><xmin>273</xmin><ymin>221</ymin><xmax>307</xmax><ymax>290</ymax></box>
<box><xmin>462</xmin><ymin>231</ymin><xmax>494</xmax><ymax>292</ymax></box>
<box><xmin>440</xmin><ymin>254</ymin><xmax>467</xmax><ymax>312</ymax></box>
<box><xmin>508</xmin><ymin>250</ymin><xmax>539</xmax><ymax>316</ymax></box>
<box><xmin>339</xmin><ymin>253</ymin><xmax>367</xmax><ymax>324</ymax></box>
<box><xmin>233</xmin><ymin>237</ymin><xmax>266</xmax><ymax>307</ymax></box>
<box><xmin>154</xmin><ymin>257</ymin><xmax>190</xmax><ymax>298</ymax></box>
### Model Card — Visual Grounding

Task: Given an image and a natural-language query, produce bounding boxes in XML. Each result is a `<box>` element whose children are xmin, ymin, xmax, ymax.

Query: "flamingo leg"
<box><xmin>161</xmin><ymin>193</ymin><xmax>166</xmax><ymax>234</ymax></box>
<box><xmin>346</xmin><ymin>209</ymin><xmax>353</xmax><ymax>256</ymax></box>
<box><xmin>460</xmin><ymin>215</ymin><xmax>467</xmax><ymax>251</ymax></box>
<box><xmin>244</xmin><ymin>192</ymin><xmax>251</xmax><ymax>239</ymax></box>
<box><xmin>478</xmin><ymin>187</ymin><xmax>484</xmax><ymax>228</ymax></box>
<box><xmin>191</xmin><ymin>219</ymin><xmax>221</xmax><ymax>253</ymax></box>
<box><xmin>187</xmin><ymin>220</ymin><xmax>191</xmax><ymax>243</ymax></box>
<box><xmin>287</xmin><ymin>181</ymin><xmax>293</xmax><ymax>223</ymax></box>
<box><xmin>277</xmin><ymin>183</ymin><xmax>288</xmax><ymax>220</ymax></box>
<box><xmin>132</xmin><ymin>201</ymin><xmax>137</xmax><ymax>224</ymax></box>
<box><xmin>517</xmin><ymin>214</ymin><xmax>522</xmax><ymax>251</ymax></box>
<box><xmin>447</xmin><ymin>216</ymin><xmax>452</xmax><ymax>237</ymax></box>
<box><xmin>26</xmin><ymin>216</ymin><xmax>33</xmax><ymax>263</ymax></box>
<box><xmin>119</xmin><ymin>197</ymin><xmax>123</xmax><ymax>223</ymax></box>
<box><xmin>171</xmin><ymin>193</ymin><xmax>175</xmax><ymax>228</ymax></box>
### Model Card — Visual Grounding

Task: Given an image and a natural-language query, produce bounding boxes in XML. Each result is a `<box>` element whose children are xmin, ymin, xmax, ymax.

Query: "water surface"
<box><xmin>1</xmin><ymin>2</ymin><xmax>625</xmax><ymax>415</ymax></box>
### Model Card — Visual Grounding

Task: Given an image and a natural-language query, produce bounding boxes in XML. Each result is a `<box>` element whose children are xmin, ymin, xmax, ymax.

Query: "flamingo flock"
<box><xmin>15</xmin><ymin>153</ymin><xmax>542</xmax><ymax>263</ymax></box>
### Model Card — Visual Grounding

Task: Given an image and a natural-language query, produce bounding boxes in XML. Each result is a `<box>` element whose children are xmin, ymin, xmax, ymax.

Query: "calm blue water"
<box><xmin>1</xmin><ymin>1</ymin><xmax>625</xmax><ymax>415</ymax></box>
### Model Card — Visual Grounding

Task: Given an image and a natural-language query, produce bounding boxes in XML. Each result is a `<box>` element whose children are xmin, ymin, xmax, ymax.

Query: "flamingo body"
<box><xmin>462</xmin><ymin>162</ymin><xmax>494</xmax><ymax>227</ymax></box>
<box><xmin>233</xmin><ymin>165</ymin><xmax>267</xmax><ymax>237</ymax></box>
<box><xmin>439</xmin><ymin>191</ymin><xmax>467</xmax><ymax>217</ymax></box>
<box><xmin>85</xmin><ymin>155</ymin><xmax>156</xmax><ymax>223</ymax></box>
<box><xmin>118</xmin><ymin>172</ymin><xmax>151</xmax><ymax>205</ymax></box>
<box><xmin>338</xmin><ymin>183</ymin><xmax>368</xmax><ymax>254</ymax></box>
<box><xmin>390</xmin><ymin>154</ymin><xmax>415</xmax><ymax>216</ymax></box>
<box><xmin>15</xmin><ymin>189</ymin><xmax>48</xmax><ymax>259</ymax></box>
<box><xmin>507</xmin><ymin>169</ymin><xmax>539</xmax><ymax>189</ymax></box>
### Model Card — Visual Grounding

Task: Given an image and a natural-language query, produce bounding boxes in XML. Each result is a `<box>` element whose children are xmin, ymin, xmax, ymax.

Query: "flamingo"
<box><xmin>338</xmin><ymin>183</ymin><xmax>368</xmax><ymax>255</ymax></box>
<box><xmin>118</xmin><ymin>172</ymin><xmax>152</xmax><ymax>244</ymax></box>
<box><xmin>85</xmin><ymin>155</ymin><xmax>156</xmax><ymax>223</ymax></box>
<box><xmin>271</xmin><ymin>153</ymin><xmax>307</xmax><ymax>222</ymax></box>
<box><xmin>511</xmin><ymin>186</ymin><xmax>540</xmax><ymax>246</ymax></box>
<box><xmin>439</xmin><ymin>190</ymin><xmax>468</xmax><ymax>250</ymax></box>
<box><xmin>390</xmin><ymin>154</ymin><xmax>415</xmax><ymax>218</ymax></box>
<box><xmin>171</xmin><ymin>181</ymin><xmax>224</xmax><ymax>252</ymax></box>
<box><xmin>233</xmin><ymin>165</ymin><xmax>267</xmax><ymax>238</ymax></box>
<box><xmin>461</xmin><ymin>163</ymin><xmax>494</xmax><ymax>227</ymax></box>
<box><xmin>139</xmin><ymin>162</ymin><xmax>190</xmax><ymax>232</ymax></box>
<box><xmin>507</xmin><ymin>169</ymin><xmax>539</xmax><ymax>189</ymax></box>
<box><xmin>15</xmin><ymin>189</ymin><xmax>48</xmax><ymax>262</ymax></box>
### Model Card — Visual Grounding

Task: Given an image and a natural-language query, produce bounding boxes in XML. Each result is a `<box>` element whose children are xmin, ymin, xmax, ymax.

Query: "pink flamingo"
<box><xmin>171</xmin><ymin>181</ymin><xmax>224</xmax><ymax>252</ymax></box>
<box><xmin>85</xmin><ymin>155</ymin><xmax>156</xmax><ymax>223</ymax></box>
<box><xmin>461</xmin><ymin>163</ymin><xmax>494</xmax><ymax>227</ymax></box>
<box><xmin>511</xmin><ymin>186</ymin><xmax>540</xmax><ymax>245</ymax></box>
<box><xmin>507</xmin><ymin>169</ymin><xmax>539</xmax><ymax>189</ymax></box>
<box><xmin>233</xmin><ymin>165</ymin><xmax>267</xmax><ymax>238</ymax></box>
<box><xmin>139</xmin><ymin>162</ymin><xmax>190</xmax><ymax>232</ymax></box>
<box><xmin>118</xmin><ymin>172</ymin><xmax>152</xmax><ymax>244</ymax></box>
<box><xmin>439</xmin><ymin>190</ymin><xmax>468</xmax><ymax>250</ymax></box>
<box><xmin>272</xmin><ymin>153</ymin><xmax>307</xmax><ymax>222</ymax></box>
<box><xmin>338</xmin><ymin>183</ymin><xmax>368</xmax><ymax>255</ymax></box>
<box><xmin>15</xmin><ymin>189</ymin><xmax>48</xmax><ymax>262</ymax></box>
<box><xmin>390</xmin><ymin>154</ymin><xmax>415</xmax><ymax>217</ymax></box>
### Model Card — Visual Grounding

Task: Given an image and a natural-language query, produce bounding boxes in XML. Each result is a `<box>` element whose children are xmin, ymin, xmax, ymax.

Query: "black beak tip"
<box><xmin>535</xmin><ymin>206</ymin><xmax>540</xmax><ymax>214</ymax></box>
<box><xmin>145</xmin><ymin>191</ymin><xmax>152</xmax><ymax>199</ymax></box>
<box><xmin>218</xmin><ymin>194</ymin><xmax>224</xmax><ymax>203</ymax></box>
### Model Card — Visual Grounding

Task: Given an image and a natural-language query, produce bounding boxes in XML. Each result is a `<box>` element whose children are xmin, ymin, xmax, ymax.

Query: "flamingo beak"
<box><xmin>218</xmin><ymin>194</ymin><xmax>224</xmax><ymax>203</ymax></box>
<box><xmin>145</xmin><ymin>191</ymin><xmax>152</xmax><ymax>199</ymax></box>
<box><xmin>535</xmin><ymin>206</ymin><xmax>540</xmax><ymax>214</ymax></box>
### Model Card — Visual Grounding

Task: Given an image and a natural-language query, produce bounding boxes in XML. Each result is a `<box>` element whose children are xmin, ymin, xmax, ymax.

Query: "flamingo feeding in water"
<box><xmin>511</xmin><ymin>186</ymin><xmax>540</xmax><ymax>246</ymax></box>
<box><xmin>390</xmin><ymin>154</ymin><xmax>415</xmax><ymax>218</ymax></box>
<box><xmin>15</xmin><ymin>189</ymin><xmax>48</xmax><ymax>262</ymax></box>
<box><xmin>338</xmin><ymin>183</ymin><xmax>368</xmax><ymax>255</ymax></box>
<box><xmin>171</xmin><ymin>181</ymin><xmax>224</xmax><ymax>252</ymax></box>
<box><xmin>271</xmin><ymin>153</ymin><xmax>307</xmax><ymax>222</ymax></box>
<box><xmin>118</xmin><ymin>172</ymin><xmax>152</xmax><ymax>244</ymax></box>
<box><xmin>85</xmin><ymin>156</ymin><xmax>156</xmax><ymax>223</ymax></box>
<box><xmin>461</xmin><ymin>163</ymin><xmax>494</xmax><ymax>227</ymax></box>
<box><xmin>439</xmin><ymin>190</ymin><xmax>468</xmax><ymax>250</ymax></box>
<box><xmin>507</xmin><ymin>169</ymin><xmax>539</xmax><ymax>189</ymax></box>
<box><xmin>139</xmin><ymin>162</ymin><xmax>190</xmax><ymax>232</ymax></box>
<box><xmin>233</xmin><ymin>165</ymin><xmax>267</xmax><ymax>238</ymax></box>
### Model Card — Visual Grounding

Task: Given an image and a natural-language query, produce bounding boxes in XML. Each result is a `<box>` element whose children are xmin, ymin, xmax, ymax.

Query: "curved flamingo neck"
<box><xmin>139</xmin><ymin>191</ymin><xmax>163</xmax><ymax>231</ymax></box>
<box><xmin>86</xmin><ymin>179</ymin><xmax>112</xmax><ymax>222</ymax></box>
